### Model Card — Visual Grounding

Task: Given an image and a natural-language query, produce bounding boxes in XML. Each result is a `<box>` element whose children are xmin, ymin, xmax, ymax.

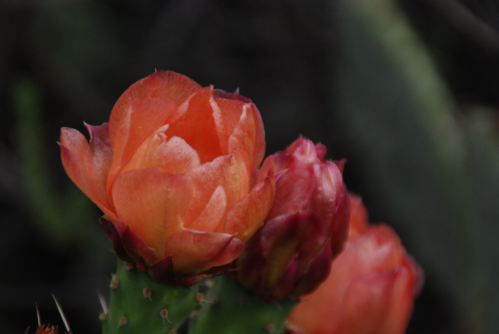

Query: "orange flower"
<box><xmin>60</xmin><ymin>71</ymin><xmax>275</xmax><ymax>283</ymax></box>
<box><xmin>287</xmin><ymin>195</ymin><xmax>423</xmax><ymax>334</ymax></box>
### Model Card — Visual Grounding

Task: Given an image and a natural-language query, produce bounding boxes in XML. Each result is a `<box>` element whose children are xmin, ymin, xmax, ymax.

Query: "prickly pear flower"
<box><xmin>236</xmin><ymin>137</ymin><xmax>349</xmax><ymax>299</ymax></box>
<box><xmin>286</xmin><ymin>195</ymin><xmax>423</xmax><ymax>334</ymax></box>
<box><xmin>60</xmin><ymin>70</ymin><xmax>275</xmax><ymax>284</ymax></box>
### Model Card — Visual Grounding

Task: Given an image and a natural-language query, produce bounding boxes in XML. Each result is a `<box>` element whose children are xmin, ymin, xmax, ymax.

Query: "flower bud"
<box><xmin>286</xmin><ymin>195</ymin><xmax>423</xmax><ymax>334</ymax></box>
<box><xmin>60</xmin><ymin>71</ymin><xmax>276</xmax><ymax>284</ymax></box>
<box><xmin>236</xmin><ymin>137</ymin><xmax>349</xmax><ymax>299</ymax></box>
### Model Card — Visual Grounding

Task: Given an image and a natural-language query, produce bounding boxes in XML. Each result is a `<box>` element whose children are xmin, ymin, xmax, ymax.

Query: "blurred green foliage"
<box><xmin>13</xmin><ymin>78</ymin><xmax>108</xmax><ymax>254</ymax></box>
<box><xmin>336</xmin><ymin>0</ymin><xmax>499</xmax><ymax>332</ymax></box>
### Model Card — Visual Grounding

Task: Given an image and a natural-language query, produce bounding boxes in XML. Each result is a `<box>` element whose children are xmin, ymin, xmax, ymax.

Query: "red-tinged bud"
<box><xmin>286</xmin><ymin>195</ymin><xmax>423</xmax><ymax>334</ymax></box>
<box><xmin>25</xmin><ymin>325</ymin><xmax>62</xmax><ymax>334</ymax></box>
<box><xmin>237</xmin><ymin>137</ymin><xmax>350</xmax><ymax>300</ymax></box>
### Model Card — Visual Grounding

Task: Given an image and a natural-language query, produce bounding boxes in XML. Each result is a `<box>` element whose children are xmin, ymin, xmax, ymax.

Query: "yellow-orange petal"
<box><xmin>188</xmin><ymin>185</ymin><xmax>227</xmax><ymax>232</ymax></box>
<box><xmin>112</xmin><ymin>168</ymin><xmax>192</xmax><ymax>258</ymax></box>
<box><xmin>106</xmin><ymin>98</ymin><xmax>177</xmax><ymax>201</ymax></box>
<box><xmin>165</xmin><ymin>230</ymin><xmax>244</xmax><ymax>276</ymax></box>
<box><xmin>185</xmin><ymin>150</ymin><xmax>250</xmax><ymax>226</ymax></box>
<box><xmin>109</xmin><ymin>70</ymin><xmax>202</xmax><ymax>143</ymax></box>
<box><xmin>60</xmin><ymin>125</ymin><xmax>114</xmax><ymax>216</ymax></box>
<box><xmin>124</xmin><ymin>127</ymin><xmax>201</xmax><ymax>174</ymax></box>
<box><xmin>165</xmin><ymin>87</ymin><xmax>223</xmax><ymax>164</ymax></box>
<box><xmin>224</xmin><ymin>155</ymin><xmax>276</xmax><ymax>242</ymax></box>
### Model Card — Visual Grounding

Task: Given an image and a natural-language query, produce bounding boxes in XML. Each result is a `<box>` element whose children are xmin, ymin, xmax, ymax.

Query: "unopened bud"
<box><xmin>237</xmin><ymin>137</ymin><xmax>349</xmax><ymax>300</ymax></box>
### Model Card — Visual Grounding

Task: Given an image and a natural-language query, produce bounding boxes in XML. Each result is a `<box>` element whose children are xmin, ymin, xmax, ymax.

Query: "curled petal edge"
<box><xmin>164</xmin><ymin>230</ymin><xmax>245</xmax><ymax>278</ymax></box>
<box><xmin>100</xmin><ymin>215</ymin><xmax>158</xmax><ymax>266</ymax></box>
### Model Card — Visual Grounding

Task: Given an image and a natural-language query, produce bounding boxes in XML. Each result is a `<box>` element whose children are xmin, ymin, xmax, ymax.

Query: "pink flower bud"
<box><xmin>237</xmin><ymin>137</ymin><xmax>349</xmax><ymax>299</ymax></box>
<box><xmin>286</xmin><ymin>195</ymin><xmax>423</xmax><ymax>334</ymax></box>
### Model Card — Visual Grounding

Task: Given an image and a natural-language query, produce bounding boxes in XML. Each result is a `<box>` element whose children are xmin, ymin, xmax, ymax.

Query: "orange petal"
<box><xmin>213</xmin><ymin>97</ymin><xmax>246</xmax><ymax>137</ymax></box>
<box><xmin>224</xmin><ymin>155</ymin><xmax>276</xmax><ymax>242</ymax></box>
<box><xmin>248</xmin><ymin>103</ymin><xmax>266</xmax><ymax>171</ymax></box>
<box><xmin>188</xmin><ymin>185</ymin><xmax>227</xmax><ymax>232</ymax></box>
<box><xmin>256</xmin><ymin>154</ymin><xmax>275</xmax><ymax>185</ymax></box>
<box><xmin>109</xmin><ymin>70</ymin><xmax>202</xmax><ymax>143</ymax></box>
<box><xmin>185</xmin><ymin>150</ymin><xmax>250</xmax><ymax>226</ymax></box>
<box><xmin>335</xmin><ymin>268</ymin><xmax>412</xmax><ymax>334</ymax></box>
<box><xmin>348</xmin><ymin>194</ymin><xmax>368</xmax><ymax>238</ymax></box>
<box><xmin>112</xmin><ymin>168</ymin><xmax>192</xmax><ymax>257</ymax></box>
<box><xmin>213</xmin><ymin>90</ymin><xmax>265</xmax><ymax>170</ymax></box>
<box><xmin>59</xmin><ymin>124</ymin><xmax>114</xmax><ymax>216</ymax></box>
<box><xmin>165</xmin><ymin>87</ymin><xmax>223</xmax><ymax>163</ymax></box>
<box><xmin>103</xmin><ymin>214</ymin><xmax>158</xmax><ymax>265</ymax></box>
<box><xmin>165</xmin><ymin>230</ymin><xmax>244</xmax><ymax>276</ymax></box>
<box><xmin>124</xmin><ymin>127</ymin><xmax>200</xmax><ymax>174</ymax></box>
<box><xmin>228</xmin><ymin>104</ymin><xmax>256</xmax><ymax>172</ymax></box>
<box><xmin>210</xmin><ymin>98</ymin><xmax>230</xmax><ymax>154</ymax></box>
<box><xmin>106</xmin><ymin>98</ymin><xmax>177</xmax><ymax>200</ymax></box>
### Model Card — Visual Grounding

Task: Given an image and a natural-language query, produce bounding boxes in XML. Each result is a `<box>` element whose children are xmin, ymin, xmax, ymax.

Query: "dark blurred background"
<box><xmin>1</xmin><ymin>0</ymin><xmax>499</xmax><ymax>333</ymax></box>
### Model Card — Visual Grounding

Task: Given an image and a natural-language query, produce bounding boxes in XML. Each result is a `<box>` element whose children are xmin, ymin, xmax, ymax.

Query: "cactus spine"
<box><xmin>102</xmin><ymin>260</ymin><xmax>199</xmax><ymax>334</ymax></box>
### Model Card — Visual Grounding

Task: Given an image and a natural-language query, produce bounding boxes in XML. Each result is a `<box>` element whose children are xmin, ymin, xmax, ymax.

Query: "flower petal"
<box><xmin>236</xmin><ymin>231</ymin><xmax>266</xmax><ymax>295</ymax></box>
<box><xmin>59</xmin><ymin>124</ymin><xmax>114</xmax><ymax>216</ymax></box>
<box><xmin>213</xmin><ymin>95</ymin><xmax>246</xmax><ymax>136</ymax></box>
<box><xmin>213</xmin><ymin>90</ymin><xmax>265</xmax><ymax>169</ymax></box>
<box><xmin>260</xmin><ymin>211</ymin><xmax>325</xmax><ymax>290</ymax></box>
<box><xmin>112</xmin><ymin>168</ymin><xmax>192</xmax><ymax>258</ymax></box>
<box><xmin>209</xmin><ymin>98</ymin><xmax>230</xmax><ymax>154</ymax></box>
<box><xmin>185</xmin><ymin>150</ymin><xmax>250</xmax><ymax>226</ymax></box>
<box><xmin>165</xmin><ymin>87</ymin><xmax>223</xmax><ymax>163</ymax></box>
<box><xmin>292</xmin><ymin>246</ymin><xmax>332</xmax><ymax>297</ymax></box>
<box><xmin>124</xmin><ymin>128</ymin><xmax>200</xmax><ymax>174</ymax></box>
<box><xmin>224</xmin><ymin>155</ymin><xmax>276</xmax><ymax>242</ymax></box>
<box><xmin>228</xmin><ymin>104</ymin><xmax>257</xmax><ymax>172</ymax></box>
<box><xmin>267</xmin><ymin>151</ymin><xmax>316</xmax><ymax>221</ymax></box>
<box><xmin>248</xmin><ymin>103</ymin><xmax>266</xmax><ymax>170</ymax></box>
<box><xmin>308</xmin><ymin>161</ymin><xmax>348</xmax><ymax>254</ymax></box>
<box><xmin>271</xmin><ymin>259</ymin><xmax>298</xmax><ymax>300</ymax></box>
<box><xmin>106</xmin><ymin>98</ymin><xmax>177</xmax><ymax>201</ymax></box>
<box><xmin>188</xmin><ymin>185</ymin><xmax>227</xmax><ymax>232</ymax></box>
<box><xmin>109</xmin><ymin>70</ymin><xmax>201</xmax><ymax>143</ymax></box>
<box><xmin>347</xmin><ymin>194</ymin><xmax>368</xmax><ymax>238</ymax></box>
<box><xmin>165</xmin><ymin>230</ymin><xmax>244</xmax><ymax>276</ymax></box>
<box><xmin>103</xmin><ymin>214</ymin><xmax>158</xmax><ymax>265</ymax></box>
<box><xmin>335</xmin><ymin>268</ymin><xmax>413</xmax><ymax>334</ymax></box>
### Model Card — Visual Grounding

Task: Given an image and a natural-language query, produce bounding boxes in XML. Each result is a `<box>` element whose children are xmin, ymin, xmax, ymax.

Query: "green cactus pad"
<box><xmin>189</xmin><ymin>275</ymin><xmax>295</xmax><ymax>334</ymax></box>
<box><xmin>102</xmin><ymin>260</ymin><xmax>199</xmax><ymax>334</ymax></box>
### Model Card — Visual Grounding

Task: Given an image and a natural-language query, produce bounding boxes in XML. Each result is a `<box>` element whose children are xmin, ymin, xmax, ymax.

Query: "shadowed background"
<box><xmin>1</xmin><ymin>0</ymin><xmax>499</xmax><ymax>333</ymax></box>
